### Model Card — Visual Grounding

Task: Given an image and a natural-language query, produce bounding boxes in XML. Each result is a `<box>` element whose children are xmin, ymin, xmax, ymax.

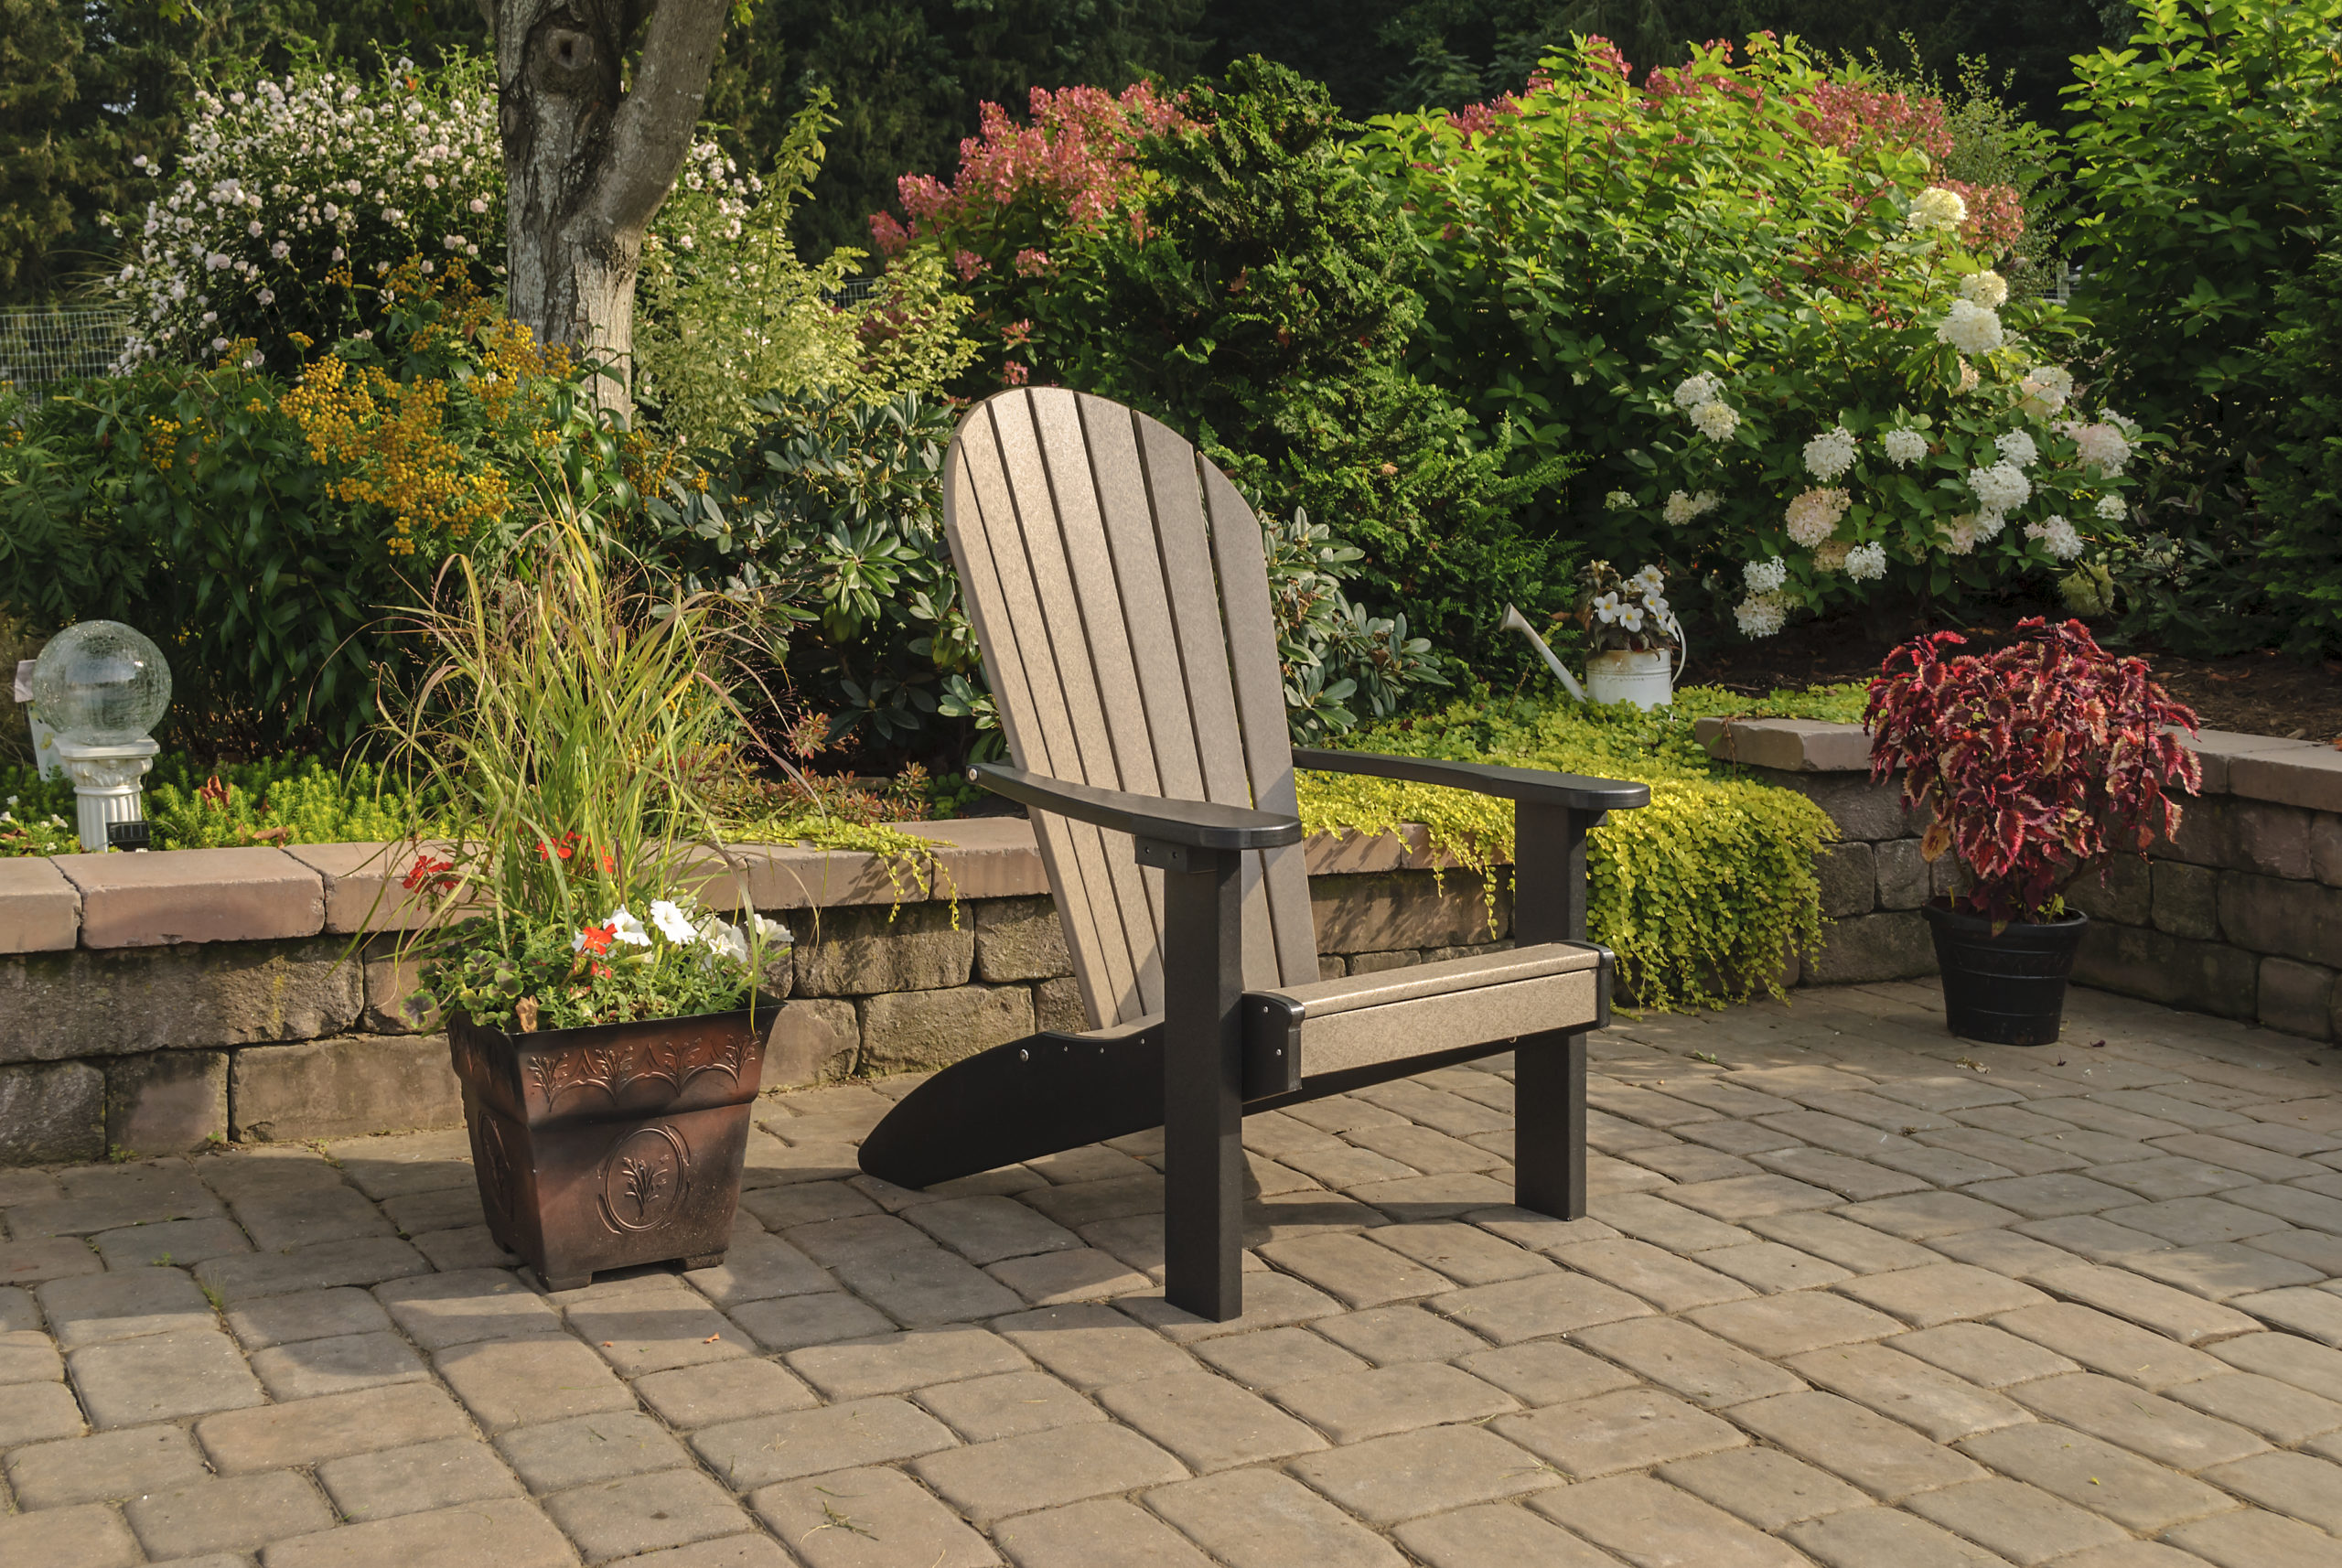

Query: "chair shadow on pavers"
<box><xmin>856</xmin><ymin>388</ymin><xmax>1651</xmax><ymax>1321</ymax></box>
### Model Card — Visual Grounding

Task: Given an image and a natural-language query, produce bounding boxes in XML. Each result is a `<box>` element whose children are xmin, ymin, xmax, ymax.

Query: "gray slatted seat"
<box><xmin>857</xmin><ymin>388</ymin><xmax>1649</xmax><ymax>1320</ymax></box>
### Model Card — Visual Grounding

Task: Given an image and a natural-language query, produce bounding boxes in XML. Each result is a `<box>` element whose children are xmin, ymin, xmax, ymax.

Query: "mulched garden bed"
<box><xmin>1694</xmin><ymin>612</ymin><xmax>2342</xmax><ymax>744</ymax></box>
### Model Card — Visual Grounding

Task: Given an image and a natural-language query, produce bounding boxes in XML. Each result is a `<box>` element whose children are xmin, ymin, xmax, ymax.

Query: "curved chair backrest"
<box><xmin>944</xmin><ymin>388</ymin><xmax>1321</xmax><ymax>1029</ymax></box>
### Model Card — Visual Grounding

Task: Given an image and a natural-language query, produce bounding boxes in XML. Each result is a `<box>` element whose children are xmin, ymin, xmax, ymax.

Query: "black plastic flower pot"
<box><xmin>1921</xmin><ymin>901</ymin><xmax>2090</xmax><ymax>1047</ymax></box>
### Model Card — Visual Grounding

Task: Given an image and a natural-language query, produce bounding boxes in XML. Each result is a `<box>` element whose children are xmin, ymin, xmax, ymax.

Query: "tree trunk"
<box><xmin>491</xmin><ymin>0</ymin><xmax>728</xmax><ymax>417</ymax></box>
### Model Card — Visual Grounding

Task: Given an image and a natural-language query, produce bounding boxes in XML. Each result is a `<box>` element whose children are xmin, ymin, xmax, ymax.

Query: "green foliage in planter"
<box><xmin>1295</xmin><ymin>687</ymin><xmax>1845</xmax><ymax>1008</ymax></box>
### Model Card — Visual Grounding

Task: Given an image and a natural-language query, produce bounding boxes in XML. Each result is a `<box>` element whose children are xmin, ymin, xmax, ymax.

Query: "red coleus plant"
<box><xmin>1864</xmin><ymin>618</ymin><xmax>2202</xmax><ymax>924</ymax></box>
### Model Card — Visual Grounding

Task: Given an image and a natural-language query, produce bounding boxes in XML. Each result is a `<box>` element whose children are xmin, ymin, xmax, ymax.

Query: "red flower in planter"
<box><xmin>1864</xmin><ymin>618</ymin><xmax>2201</xmax><ymax>924</ymax></box>
<box><xmin>536</xmin><ymin>831</ymin><xmax>580</xmax><ymax>863</ymax></box>
<box><xmin>574</xmin><ymin>922</ymin><xmax>616</xmax><ymax>956</ymax></box>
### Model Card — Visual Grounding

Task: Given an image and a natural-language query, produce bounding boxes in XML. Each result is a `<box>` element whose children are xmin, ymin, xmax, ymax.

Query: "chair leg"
<box><xmin>1513</xmin><ymin>1027</ymin><xmax>1587</xmax><ymax>1219</ymax></box>
<box><xmin>1159</xmin><ymin>849</ymin><xmax>1246</xmax><ymax>1322</ymax></box>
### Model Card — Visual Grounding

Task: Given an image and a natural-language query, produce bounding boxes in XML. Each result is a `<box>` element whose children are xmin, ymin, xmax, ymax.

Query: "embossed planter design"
<box><xmin>447</xmin><ymin>998</ymin><xmax>773</xmax><ymax>1291</ymax></box>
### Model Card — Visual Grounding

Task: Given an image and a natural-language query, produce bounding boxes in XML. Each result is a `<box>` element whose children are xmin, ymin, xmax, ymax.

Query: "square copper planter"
<box><xmin>447</xmin><ymin>996</ymin><xmax>775</xmax><ymax>1291</ymax></box>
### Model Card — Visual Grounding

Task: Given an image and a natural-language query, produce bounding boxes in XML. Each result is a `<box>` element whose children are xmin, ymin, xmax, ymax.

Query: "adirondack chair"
<box><xmin>858</xmin><ymin>388</ymin><xmax>1650</xmax><ymax>1320</ymax></box>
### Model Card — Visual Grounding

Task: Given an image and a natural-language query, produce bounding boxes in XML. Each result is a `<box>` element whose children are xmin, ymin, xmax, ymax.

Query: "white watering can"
<box><xmin>1500</xmin><ymin>603</ymin><xmax>1687</xmax><ymax>711</ymax></box>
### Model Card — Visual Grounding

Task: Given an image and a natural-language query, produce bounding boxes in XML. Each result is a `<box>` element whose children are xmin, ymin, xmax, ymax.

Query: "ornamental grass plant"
<box><xmin>382</xmin><ymin>518</ymin><xmax>789</xmax><ymax>1033</ymax></box>
<box><xmin>1864</xmin><ymin>618</ymin><xmax>2200</xmax><ymax>924</ymax></box>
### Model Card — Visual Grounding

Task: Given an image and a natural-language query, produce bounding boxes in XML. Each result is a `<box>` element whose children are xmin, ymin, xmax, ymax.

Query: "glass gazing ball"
<box><xmin>30</xmin><ymin>622</ymin><xmax>172</xmax><ymax>746</ymax></box>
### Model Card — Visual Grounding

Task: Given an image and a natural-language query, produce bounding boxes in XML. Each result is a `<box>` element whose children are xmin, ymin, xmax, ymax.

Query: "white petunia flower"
<box><xmin>1938</xmin><ymin>300</ymin><xmax>2004</xmax><ymax>357</ymax></box>
<box><xmin>1785</xmin><ymin>488</ymin><xmax>1852</xmax><ymax>548</ymax></box>
<box><xmin>1673</xmin><ymin>372</ymin><xmax>1722</xmax><ymax>409</ymax></box>
<box><xmin>1803</xmin><ymin>426</ymin><xmax>1857</xmax><ymax>482</ymax></box>
<box><xmin>1994</xmin><ymin>429</ymin><xmax>2038</xmax><ymax>468</ymax></box>
<box><xmin>1845</xmin><ymin>542</ymin><xmax>1888</xmax><ymax>581</ymax></box>
<box><xmin>1690</xmin><ymin>400</ymin><xmax>1740</xmax><ymax>441</ymax></box>
<box><xmin>1735</xmin><ymin>592</ymin><xmax>1788</xmax><ymax>638</ymax></box>
<box><xmin>1744</xmin><ymin>556</ymin><xmax>1788</xmax><ymax>595</ymax></box>
<box><xmin>1882</xmin><ymin>428</ymin><xmax>1928</xmax><ymax>467</ymax></box>
<box><xmin>2025</xmin><ymin>515</ymin><xmax>2086</xmax><ymax>560</ymax></box>
<box><xmin>605</xmin><ymin>908</ymin><xmax>651</xmax><ymax>946</ymax></box>
<box><xmin>749</xmin><ymin>914</ymin><xmax>792</xmax><ymax>945</ymax></box>
<box><xmin>1908</xmin><ymin>186</ymin><xmax>1969</xmax><ymax>232</ymax></box>
<box><xmin>2095</xmin><ymin>494</ymin><xmax>2127</xmax><ymax>521</ymax></box>
<box><xmin>650</xmin><ymin>900</ymin><xmax>697</xmax><ymax>944</ymax></box>
<box><xmin>1960</xmin><ymin>270</ymin><xmax>2009</xmax><ymax>308</ymax></box>
<box><xmin>1969</xmin><ymin>461</ymin><xmax>2032</xmax><ymax>514</ymax></box>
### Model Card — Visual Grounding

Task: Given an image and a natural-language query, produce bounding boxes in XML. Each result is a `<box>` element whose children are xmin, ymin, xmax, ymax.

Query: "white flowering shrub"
<box><xmin>1375</xmin><ymin>38</ymin><xmax>2151</xmax><ymax>642</ymax></box>
<box><xmin>1620</xmin><ymin>202</ymin><xmax>2148</xmax><ymax>638</ymax></box>
<box><xmin>102</xmin><ymin>57</ymin><xmax>505</xmax><ymax>366</ymax></box>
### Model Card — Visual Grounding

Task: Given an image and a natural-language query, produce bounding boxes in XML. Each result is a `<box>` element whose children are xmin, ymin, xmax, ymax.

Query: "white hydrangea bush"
<box><xmin>1607</xmin><ymin>188</ymin><xmax>2153</xmax><ymax>639</ymax></box>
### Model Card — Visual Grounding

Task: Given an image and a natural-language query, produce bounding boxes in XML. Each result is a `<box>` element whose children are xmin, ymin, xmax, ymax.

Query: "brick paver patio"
<box><xmin>5</xmin><ymin>981</ymin><xmax>2342</xmax><ymax>1567</ymax></box>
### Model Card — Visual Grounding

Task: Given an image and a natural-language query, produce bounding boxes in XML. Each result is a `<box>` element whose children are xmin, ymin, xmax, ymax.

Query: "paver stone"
<box><xmin>1391</xmin><ymin>1502</ymin><xmax>1626</xmax><ymax>1568</ymax></box>
<box><xmin>1268</xmin><ymin>1359</ymin><xmax>1517</xmax><ymax>1444</ymax></box>
<box><xmin>70</xmin><ymin>1326</ymin><xmax>263</xmax><ymax>1427</ymax></box>
<box><xmin>257</xmin><ymin>1497</ymin><xmax>576</xmax><ymax>1568</ymax></box>
<box><xmin>316</xmin><ymin>1437</ymin><xmax>521</xmax><ymax>1521</ymax></box>
<box><xmin>913</xmin><ymin>1422</ymin><xmax>1186</xmax><ymax>1522</ymax></box>
<box><xmin>749</xmin><ymin>1465</ymin><xmax>1000</xmax><ymax>1568</ymax></box>
<box><xmin>1955</xmin><ymin>1423</ymin><xmax>2237</xmax><ymax>1532</ymax></box>
<box><xmin>989</xmin><ymin>1497</ymin><xmax>1214</xmax><ymax>1568</ymax></box>
<box><xmin>1146</xmin><ymin>1466</ymin><xmax>1405</xmax><ymax>1568</ymax></box>
<box><xmin>2005</xmin><ymin>1372</ymin><xmax>2269</xmax><ymax>1469</ymax></box>
<box><xmin>1495</xmin><ymin>1387</ymin><xmax>1747</xmax><ymax>1477</ymax></box>
<box><xmin>0</xmin><ymin>1501</ymin><xmax>143</xmax><ymax>1568</ymax></box>
<box><xmin>496</xmin><ymin>1411</ymin><xmax>693</xmax><ymax>1494</ymax></box>
<box><xmin>4</xmin><ymin>1423</ymin><xmax>209</xmax><ymax>1509</ymax></box>
<box><xmin>544</xmin><ymin>1467</ymin><xmax>753</xmax><ymax>1563</ymax></box>
<box><xmin>1901</xmin><ymin>1477</ymin><xmax>2130</xmax><ymax>1565</ymax></box>
<box><xmin>433</xmin><ymin>1334</ymin><xmax>634</xmax><ymax>1433</ymax></box>
<box><xmin>197</xmin><ymin>1381</ymin><xmax>471</xmax><ymax>1474</ymax></box>
<box><xmin>1287</xmin><ymin>1423</ymin><xmax>1560</xmax><ymax>1525</ymax></box>
<box><xmin>1094</xmin><ymin>1369</ymin><xmax>1327</xmax><ymax>1470</ymax></box>
<box><xmin>1531</xmin><ymin>1473</ymin><xmax>1811</xmax><ymax>1568</ymax></box>
<box><xmin>124</xmin><ymin>1470</ymin><xmax>335</xmax><ymax>1558</ymax></box>
<box><xmin>1655</xmin><ymin>1447</ymin><xmax>1873</xmax><ymax>1531</ymax></box>
<box><xmin>1730</xmin><ymin>1390</ymin><xmax>1985</xmax><ymax>1500</ymax></box>
<box><xmin>693</xmin><ymin>1396</ymin><xmax>958</xmax><ymax>1490</ymax></box>
<box><xmin>1782</xmin><ymin>1505</ymin><xmax>2014</xmax><ymax>1568</ymax></box>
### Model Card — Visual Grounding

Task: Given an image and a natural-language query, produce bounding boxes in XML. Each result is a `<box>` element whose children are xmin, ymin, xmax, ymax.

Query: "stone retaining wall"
<box><xmin>1699</xmin><ymin>716</ymin><xmax>2342</xmax><ymax>1045</ymax></box>
<box><xmin>0</xmin><ymin>822</ymin><xmax>1510</xmax><ymax>1166</ymax></box>
<box><xmin>5</xmin><ymin>720</ymin><xmax>2332</xmax><ymax>1165</ymax></box>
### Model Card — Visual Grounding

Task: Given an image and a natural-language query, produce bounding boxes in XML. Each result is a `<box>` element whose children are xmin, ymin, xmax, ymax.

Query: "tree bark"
<box><xmin>492</xmin><ymin>0</ymin><xmax>728</xmax><ymax>415</ymax></box>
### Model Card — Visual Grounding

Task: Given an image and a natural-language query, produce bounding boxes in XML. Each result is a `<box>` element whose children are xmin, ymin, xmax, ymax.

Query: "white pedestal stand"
<box><xmin>54</xmin><ymin>738</ymin><xmax>159</xmax><ymax>852</ymax></box>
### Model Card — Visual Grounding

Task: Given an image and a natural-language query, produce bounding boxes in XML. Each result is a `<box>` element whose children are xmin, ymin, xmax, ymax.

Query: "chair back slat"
<box><xmin>941</xmin><ymin>409</ymin><xmax>1143</xmax><ymax>1020</ymax></box>
<box><xmin>991</xmin><ymin>392</ymin><xmax>1164</xmax><ymax>1022</ymax></box>
<box><xmin>945</xmin><ymin>389</ymin><xmax>1322</xmax><ymax>1027</ymax></box>
<box><xmin>1201</xmin><ymin>460</ymin><xmax>1321</xmax><ymax>986</ymax></box>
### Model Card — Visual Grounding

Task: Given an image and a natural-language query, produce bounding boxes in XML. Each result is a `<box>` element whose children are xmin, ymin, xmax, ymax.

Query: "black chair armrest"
<box><xmin>1291</xmin><ymin>747</ymin><xmax>1650</xmax><ymax>813</ymax></box>
<box><xmin>970</xmin><ymin>763</ymin><xmax>1303</xmax><ymax>851</ymax></box>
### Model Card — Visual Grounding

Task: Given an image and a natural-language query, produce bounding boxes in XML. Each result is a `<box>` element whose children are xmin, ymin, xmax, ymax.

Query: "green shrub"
<box><xmin>0</xmin><ymin>263</ymin><xmax>620</xmax><ymax>754</ymax></box>
<box><xmin>1363</xmin><ymin>36</ymin><xmax>2133</xmax><ymax>639</ymax></box>
<box><xmin>1297</xmin><ymin>687</ymin><xmax>1842</xmax><ymax>1009</ymax></box>
<box><xmin>872</xmin><ymin>59</ymin><xmax>1579</xmax><ymax>671</ymax></box>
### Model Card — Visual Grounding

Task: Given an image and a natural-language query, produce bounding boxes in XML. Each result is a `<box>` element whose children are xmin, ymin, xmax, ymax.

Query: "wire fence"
<box><xmin>0</xmin><ymin>309</ymin><xmax>134</xmax><ymax>406</ymax></box>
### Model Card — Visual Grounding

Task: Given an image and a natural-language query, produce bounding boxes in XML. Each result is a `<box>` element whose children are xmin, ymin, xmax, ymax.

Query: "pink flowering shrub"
<box><xmin>867</xmin><ymin>82</ymin><xmax>1187</xmax><ymax>392</ymax></box>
